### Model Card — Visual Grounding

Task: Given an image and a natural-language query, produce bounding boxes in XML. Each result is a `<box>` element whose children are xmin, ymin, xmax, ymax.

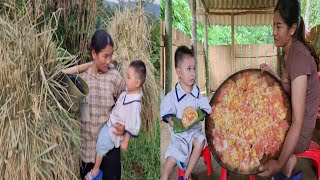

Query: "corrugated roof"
<box><xmin>190</xmin><ymin>0</ymin><xmax>278</xmax><ymax>26</ymax></box>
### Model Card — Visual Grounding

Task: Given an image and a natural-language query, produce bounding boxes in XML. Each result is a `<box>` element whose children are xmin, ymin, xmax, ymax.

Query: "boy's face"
<box><xmin>126</xmin><ymin>67</ymin><xmax>141</xmax><ymax>92</ymax></box>
<box><xmin>176</xmin><ymin>55</ymin><xmax>196</xmax><ymax>86</ymax></box>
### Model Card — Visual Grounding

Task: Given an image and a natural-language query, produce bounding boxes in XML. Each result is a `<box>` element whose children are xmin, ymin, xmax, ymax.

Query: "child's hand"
<box><xmin>113</xmin><ymin>123</ymin><xmax>125</xmax><ymax>136</ymax></box>
<box><xmin>168</xmin><ymin>117</ymin><xmax>174</xmax><ymax>127</ymax></box>
<box><xmin>260</xmin><ymin>63</ymin><xmax>274</xmax><ymax>74</ymax></box>
<box><xmin>120</xmin><ymin>141</ymin><xmax>128</xmax><ymax>152</ymax></box>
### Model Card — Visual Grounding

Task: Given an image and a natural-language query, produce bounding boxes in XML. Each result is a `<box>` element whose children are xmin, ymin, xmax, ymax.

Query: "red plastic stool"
<box><xmin>220</xmin><ymin>167</ymin><xmax>255</xmax><ymax>180</ymax></box>
<box><xmin>296</xmin><ymin>141</ymin><xmax>320</xmax><ymax>180</ymax></box>
<box><xmin>177</xmin><ymin>145</ymin><xmax>212</xmax><ymax>178</ymax></box>
<box><xmin>318</xmin><ymin>71</ymin><xmax>320</xmax><ymax>120</ymax></box>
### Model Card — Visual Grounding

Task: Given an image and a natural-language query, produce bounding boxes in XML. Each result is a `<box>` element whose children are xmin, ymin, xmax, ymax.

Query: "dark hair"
<box><xmin>87</xmin><ymin>30</ymin><xmax>114</xmax><ymax>54</ymax></box>
<box><xmin>275</xmin><ymin>0</ymin><xmax>319</xmax><ymax>65</ymax></box>
<box><xmin>129</xmin><ymin>60</ymin><xmax>146</xmax><ymax>86</ymax></box>
<box><xmin>174</xmin><ymin>45</ymin><xmax>194</xmax><ymax>68</ymax></box>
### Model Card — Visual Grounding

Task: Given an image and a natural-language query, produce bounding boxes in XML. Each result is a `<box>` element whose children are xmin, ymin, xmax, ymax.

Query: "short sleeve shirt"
<box><xmin>281</xmin><ymin>40</ymin><xmax>320</xmax><ymax>129</ymax></box>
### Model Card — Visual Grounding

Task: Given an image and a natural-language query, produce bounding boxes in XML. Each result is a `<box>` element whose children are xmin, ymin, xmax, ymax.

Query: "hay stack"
<box><xmin>107</xmin><ymin>8</ymin><xmax>159</xmax><ymax>134</ymax></box>
<box><xmin>0</xmin><ymin>4</ymin><xmax>79</xmax><ymax>180</ymax></box>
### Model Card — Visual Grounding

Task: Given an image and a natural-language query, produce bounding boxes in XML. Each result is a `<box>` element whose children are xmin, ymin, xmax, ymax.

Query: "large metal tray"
<box><xmin>205</xmin><ymin>69</ymin><xmax>291</xmax><ymax>175</ymax></box>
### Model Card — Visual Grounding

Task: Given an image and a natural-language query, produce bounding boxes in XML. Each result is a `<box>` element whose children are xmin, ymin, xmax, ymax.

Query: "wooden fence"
<box><xmin>161</xmin><ymin>22</ymin><xmax>279</xmax><ymax>92</ymax></box>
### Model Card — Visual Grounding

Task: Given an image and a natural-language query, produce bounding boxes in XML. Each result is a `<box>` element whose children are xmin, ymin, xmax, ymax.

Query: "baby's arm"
<box><xmin>160</xmin><ymin>92</ymin><xmax>176</xmax><ymax>127</ymax></box>
<box><xmin>122</xmin><ymin>103</ymin><xmax>141</xmax><ymax>151</ymax></box>
<box><xmin>120</xmin><ymin>133</ymin><xmax>130</xmax><ymax>151</ymax></box>
<box><xmin>62</xmin><ymin>62</ymin><xmax>92</xmax><ymax>74</ymax></box>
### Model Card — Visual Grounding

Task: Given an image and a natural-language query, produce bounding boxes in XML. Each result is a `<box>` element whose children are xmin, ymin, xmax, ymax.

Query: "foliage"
<box><xmin>160</xmin><ymin>0</ymin><xmax>192</xmax><ymax>37</ymax></box>
<box><xmin>121</xmin><ymin>122</ymin><xmax>160</xmax><ymax>179</ymax></box>
<box><xmin>301</xmin><ymin>0</ymin><xmax>320</xmax><ymax>29</ymax></box>
<box><xmin>149</xmin><ymin>19</ymin><xmax>161</xmax><ymax>78</ymax></box>
<box><xmin>161</xmin><ymin>0</ymin><xmax>320</xmax><ymax>45</ymax></box>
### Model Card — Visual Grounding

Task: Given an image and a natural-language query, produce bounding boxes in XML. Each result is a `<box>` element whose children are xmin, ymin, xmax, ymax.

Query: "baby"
<box><xmin>85</xmin><ymin>60</ymin><xmax>146</xmax><ymax>180</ymax></box>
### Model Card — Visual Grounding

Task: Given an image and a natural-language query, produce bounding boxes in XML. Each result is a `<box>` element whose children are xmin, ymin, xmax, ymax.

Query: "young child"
<box><xmin>85</xmin><ymin>60</ymin><xmax>146</xmax><ymax>180</ymax></box>
<box><xmin>160</xmin><ymin>46</ymin><xmax>212</xmax><ymax>180</ymax></box>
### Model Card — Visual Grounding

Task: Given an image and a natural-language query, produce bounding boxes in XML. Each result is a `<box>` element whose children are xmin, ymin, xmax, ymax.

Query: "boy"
<box><xmin>85</xmin><ymin>60</ymin><xmax>146</xmax><ymax>180</ymax></box>
<box><xmin>160</xmin><ymin>46</ymin><xmax>212</xmax><ymax>180</ymax></box>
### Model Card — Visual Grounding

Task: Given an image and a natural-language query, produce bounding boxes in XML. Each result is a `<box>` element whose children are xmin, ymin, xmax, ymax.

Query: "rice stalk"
<box><xmin>0</xmin><ymin>2</ymin><xmax>80</xmax><ymax>179</ymax></box>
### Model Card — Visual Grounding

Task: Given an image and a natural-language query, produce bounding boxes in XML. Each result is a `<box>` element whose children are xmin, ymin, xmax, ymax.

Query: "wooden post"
<box><xmin>277</xmin><ymin>47</ymin><xmax>283</xmax><ymax>76</ymax></box>
<box><xmin>165</xmin><ymin>0</ymin><xmax>172</xmax><ymax>94</ymax></box>
<box><xmin>191</xmin><ymin>0</ymin><xmax>198</xmax><ymax>83</ymax></box>
<box><xmin>204</xmin><ymin>14</ymin><xmax>210</xmax><ymax>93</ymax></box>
<box><xmin>160</xmin><ymin>21</ymin><xmax>164</xmax><ymax>90</ymax></box>
<box><xmin>231</xmin><ymin>13</ymin><xmax>235</xmax><ymax>74</ymax></box>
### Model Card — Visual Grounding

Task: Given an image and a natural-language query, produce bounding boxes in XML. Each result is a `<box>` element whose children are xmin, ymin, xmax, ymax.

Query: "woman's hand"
<box><xmin>112</xmin><ymin>122</ymin><xmax>125</xmax><ymax>135</ymax></box>
<box><xmin>259</xmin><ymin>63</ymin><xmax>281</xmax><ymax>80</ymax></box>
<box><xmin>260</xmin><ymin>63</ymin><xmax>274</xmax><ymax>74</ymax></box>
<box><xmin>62</xmin><ymin>62</ymin><xmax>92</xmax><ymax>74</ymax></box>
<box><xmin>258</xmin><ymin>159</ymin><xmax>282</xmax><ymax>177</ymax></box>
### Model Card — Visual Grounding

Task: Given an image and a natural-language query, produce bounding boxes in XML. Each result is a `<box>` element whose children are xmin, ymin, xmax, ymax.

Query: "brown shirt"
<box><xmin>79</xmin><ymin>65</ymin><xmax>125</xmax><ymax>163</ymax></box>
<box><xmin>281</xmin><ymin>40</ymin><xmax>320</xmax><ymax>129</ymax></box>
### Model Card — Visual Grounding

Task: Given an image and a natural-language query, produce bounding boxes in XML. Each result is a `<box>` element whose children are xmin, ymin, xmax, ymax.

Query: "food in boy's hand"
<box><xmin>209</xmin><ymin>70</ymin><xmax>290</xmax><ymax>174</ymax></box>
<box><xmin>182</xmin><ymin>106</ymin><xmax>198</xmax><ymax>128</ymax></box>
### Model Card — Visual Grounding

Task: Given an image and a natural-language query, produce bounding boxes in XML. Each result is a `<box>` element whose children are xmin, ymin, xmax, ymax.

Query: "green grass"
<box><xmin>121</xmin><ymin>121</ymin><xmax>160</xmax><ymax>180</ymax></box>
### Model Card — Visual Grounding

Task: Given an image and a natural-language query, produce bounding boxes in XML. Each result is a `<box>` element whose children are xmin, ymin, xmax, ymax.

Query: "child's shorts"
<box><xmin>96</xmin><ymin>125</ymin><xmax>114</xmax><ymax>157</ymax></box>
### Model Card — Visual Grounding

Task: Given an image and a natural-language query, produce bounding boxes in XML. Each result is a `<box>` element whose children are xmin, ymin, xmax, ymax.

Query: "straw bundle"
<box><xmin>0</xmin><ymin>3</ymin><xmax>79</xmax><ymax>180</ymax></box>
<box><xmin>107</xmin><ymin>8</ymin><xmax>159</xmax><ymax>134</ymax></box>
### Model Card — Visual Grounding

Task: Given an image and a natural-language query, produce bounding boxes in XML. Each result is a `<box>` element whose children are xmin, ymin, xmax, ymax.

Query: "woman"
<box><xmin>259</xmin><ymin>0</ymin><xmax>320</xmax><ymax>178</ymax></box>
<box><xmin>65</xmin><ymin>30</ymin><xmax>126</xmax><ymax>180</ymax></box>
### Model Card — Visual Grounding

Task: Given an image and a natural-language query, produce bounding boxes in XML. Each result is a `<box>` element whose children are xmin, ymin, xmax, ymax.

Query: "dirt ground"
<box><xmin>160</xmin><ymin>95</ymin><xmax>320</xmax><ymax>180</ymax></box>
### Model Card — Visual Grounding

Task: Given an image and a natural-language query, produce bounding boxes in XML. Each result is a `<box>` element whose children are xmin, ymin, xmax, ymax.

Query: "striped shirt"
<box><xmin>79</xmin><ymin>65</ymin><xmax>125</xmax><ymax>163</ymax></box>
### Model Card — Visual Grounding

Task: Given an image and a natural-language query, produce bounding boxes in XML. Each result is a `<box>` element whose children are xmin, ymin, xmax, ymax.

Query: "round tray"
<box><xmin>205</xmin><ymin>69</ymin><xmax>291</xmax><ymax>175</ymax></box>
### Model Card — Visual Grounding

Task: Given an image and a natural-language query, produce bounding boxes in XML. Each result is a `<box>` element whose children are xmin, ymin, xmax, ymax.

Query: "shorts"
<box><xmin>96</xmin><ymin>125</ymin><xmax>115</xmax><ymax>156</ymax></box>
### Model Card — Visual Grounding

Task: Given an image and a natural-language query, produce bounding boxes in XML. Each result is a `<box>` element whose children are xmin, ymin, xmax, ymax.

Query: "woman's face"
<box><xmin>273</xmin><ymin>11</ymin><xmax>297</xmax><ymax>48</ymax></box>
<box><xmin>92</xmin><ymin>45</ymin><xmax>113</xmax><ymax>73</ymax></box>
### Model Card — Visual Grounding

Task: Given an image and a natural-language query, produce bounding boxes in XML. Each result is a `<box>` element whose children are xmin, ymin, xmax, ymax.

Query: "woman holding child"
<box><xmin>65</xmin><ymin>30</ymin><xmax>126</xmax><ymax>180</ymax></box>
<box><xmin>259</xmin><ymin>0</ymin><xmax>320</xmax><ymax>178</ymax></box>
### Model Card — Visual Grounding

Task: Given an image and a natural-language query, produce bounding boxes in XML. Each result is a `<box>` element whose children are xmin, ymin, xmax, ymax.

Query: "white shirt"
<box><xmin>107</xmin><ymin>91</ymin><xmax>142</xmax><ymax>147</ymax></box>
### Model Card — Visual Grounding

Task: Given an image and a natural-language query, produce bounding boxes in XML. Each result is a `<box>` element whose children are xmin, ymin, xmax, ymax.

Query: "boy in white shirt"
<box><xmin>160</xmin><ymin>46</ymin><xmax>212</xmax><ymax>180</ymax></box>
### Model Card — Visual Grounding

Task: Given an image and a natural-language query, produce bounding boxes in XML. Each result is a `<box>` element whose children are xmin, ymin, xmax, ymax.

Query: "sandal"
<box><xmin>273</xmin><ymin>171</ymin><xmax>303</xmax><ymax>180</ymax></box>
<box><xmin>84</xmin><ymin>169</ymin><xmax>103</xmax><ymax>180</ymax></box>
<box><xmin>175</xmin><ymin>160</ymin><xmax>188</xmax><ymax>171</ymax></box>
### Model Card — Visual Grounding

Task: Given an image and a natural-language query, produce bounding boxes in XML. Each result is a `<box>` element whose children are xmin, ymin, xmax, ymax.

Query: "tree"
<box><xmin>301</xmin><ymin>0</ymin><xmax>320</xmax><ymax>29</ymax></box>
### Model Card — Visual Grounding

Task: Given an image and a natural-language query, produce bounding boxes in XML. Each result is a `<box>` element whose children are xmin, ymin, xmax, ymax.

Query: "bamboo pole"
<box><xmin>191</xmin><ymin>0</ymin><xmax>198</xmax><ymax>83</ymax></box>
<box><xmin>197</xmin><ymin>8</ymin><xmax>274</xmax><ymax>15</ymax></box>
<box><xmin>231</xmin><ymin>13</ymin><xmax>235</xmax><ymax>73</ymax></box>
<box><xmin>204</xmin><ymin>13</ymin><xmax>210</xmax><ymax>93</ymax></box>
<box><xmin>277</xmin><ymin>47</ymin><xmax>283</xmax><ymax>76</ymax></box>
<box><xmin>196</xmin><ymin>9</ymin><xmax>274</xmax><ymax>15</ymax></box>
<box><xmin>165</xmin><ymin>0</ymin><xmax>172</xmax><ymax>94</ymax></box>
